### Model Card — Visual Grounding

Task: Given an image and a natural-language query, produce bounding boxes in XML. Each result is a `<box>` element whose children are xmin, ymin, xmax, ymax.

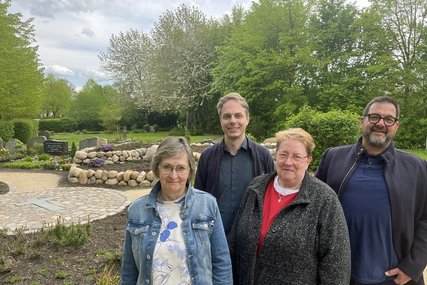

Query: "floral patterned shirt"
<box><xmin>152</xmin><ymin>198</ymin><xmax>190</xmax><ymax>285</ymax></box>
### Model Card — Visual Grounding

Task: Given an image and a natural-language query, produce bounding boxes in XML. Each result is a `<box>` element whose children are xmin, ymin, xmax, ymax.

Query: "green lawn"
<box><xmin>404</xmin><ymin>149</ymin><xmax>427</xmax><ymax>160</ymax></box>
<box><xmin>51</xmin><ymin>131</ymin><xmax>221</xmax><ymax>148</ymax></box>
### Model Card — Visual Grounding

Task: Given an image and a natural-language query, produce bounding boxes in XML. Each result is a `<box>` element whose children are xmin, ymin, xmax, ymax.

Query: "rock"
<box><xmin>136</xmin><ymin>171</ymin><xmax>146</xmax><ymax>182</ymax></box>
<box><xmin>140</xmin><ymin>180</ymin><xmax>151</xmax><ymax>187</ymax></box>
<box><xmin>73</xmin><ymin>157</ymin><xmax>82</xmax><ymax>164</ymax></box>
<box><xmin>87</xmin><ymin>152</ymin><xmax>97</xmax><ymax>159</ymax></box>
<box><xmin>87</xmin><ymin>169</ymin><xmax>95</xmax><ymax>177</ymax></box>
<box><xmin>143</xmin><ymin>145</ymin><xmax>158</xmax><ymax>162</ymax></box>
<box><xmin>88</xmin><ymin>176</ymin><xmax>96</xmax><ymax>184</ymax></box>
<box><xmin>75</xmin><ymin>151</ymin><xmax>88</xmax><ymax>160</ymax></box>
<box><xmin>105</xmin><ymin>178</ymin><xmax>118</xmax><ymax>185</ymax></box>
<box><xmin>117</xmin><ymin>171</ymin><xmax>125</xmax><ymax>181</ymax></box>
<box><xmin>95</xmin><ymin>170</ymin><xmax>103</xmax><ymax>179</ymax></box>
<box><xmin>193</xmin><ymin>152</ymin><xmax>201</xmax><ymax>161</ymax></box>
<box><xmin>79</xmin><ymin>170</ymin><xmax>88</xmax><ymax>184</ymax></box>
<box><xmin>131</xmin><ymin>171</ymin><xmax>139</xmax><ymax>180</ymax></box>
<box><xmin>107</xmin><ymin>171</ymin><xmax>118</xmax><ymax>179</ymax></box>
<box><xmin>146</xmin><ymin>171</ymin><xmax>155</xmax><ymax>182</ymax></box>
<box><xmin>112</xmin><ymin>155</ymin><xmax>119</xmax><ymax>163</ymax></box>
<box><xmin>118</xmin><ymin>181</ymin><xmax>127</xmax><ymax>186</ymax></box>
<box><xmin>124</xmin><ymin>170</ymin><xmax>132</xmax><ymax>182</ymax></box>
<box><xmin>128</xmin><ymin>180</ymin><xmax>138</xmax><ymax>187</ymax></box>
<box><xmin>68</xmin><ymin>177</ymin><xmax>79</xmax><ymax>183</ymax></box>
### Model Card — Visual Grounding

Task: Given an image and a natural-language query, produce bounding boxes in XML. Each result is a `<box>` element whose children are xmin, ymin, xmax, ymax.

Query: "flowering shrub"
<box><xmin>0</xmin><ymin>148</ymin><xmax>11</xmax><ymax>162</ymax></box>
<box><xmin>98</xmin><ymin>144</ymin><xmax>113</xmax><ymax>152</ymax></box>
<box><xmin>89</xmin><ymin>158</ymin><xmax>106</xmax><ymax>168</ymax></box>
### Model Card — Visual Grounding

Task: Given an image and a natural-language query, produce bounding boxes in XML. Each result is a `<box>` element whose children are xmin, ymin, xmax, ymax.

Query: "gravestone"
<box><xmin>79</xmin><ymin>137</ymin><xmax>98</xmax><ymax>150</ymax></box>
<box><xmin>44</xmin><ymin>140</ymin><xmax>68</xmax><ymax>155</ymax></box>
<box><xmin>97</xmin><ymin>138</ymin><xmax>108</xmax><ymax>147</ymax></box>
<box><xmin>5</xmin><ymin>139</ymin><xmax>17</xmax><ymax>153</ymax></box>
<box><xmin>28</xmin><ymin>136</ymin><xmax>47</xmax><ymax>148</ymax></box>
<box><xmin>38</xmin><ymin>130</ymin><xmax>52</xmax><ymax>139</ymax></box>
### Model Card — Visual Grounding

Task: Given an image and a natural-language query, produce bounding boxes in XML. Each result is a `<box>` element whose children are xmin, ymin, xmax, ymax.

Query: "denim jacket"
<box><xmin>121</xmin><ymin>182</ymin><xmax>232</xmax><ymax>285</ymax></box>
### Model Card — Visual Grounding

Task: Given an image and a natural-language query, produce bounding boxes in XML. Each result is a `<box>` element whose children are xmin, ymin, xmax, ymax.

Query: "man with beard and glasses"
<box><xmin>316</xmin><ymin>95</ymin><xmax>427</xmax><ymax>285</ymax></box>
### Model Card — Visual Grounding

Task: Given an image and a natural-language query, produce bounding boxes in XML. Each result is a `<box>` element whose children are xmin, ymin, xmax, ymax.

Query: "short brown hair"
<box><xmin>275</xmin><ymin>128</ymin><xmax>315</xmax><ymax>156</ymax></box>
<box><xmin>216</xmin><ymin>92</ymin><xmax>249</xmax><ymax>116</ymax></box>
<box><xmin>151</xmin><ymin>137</ymin><xmax>195</xmax><ymax>182</ymax></box>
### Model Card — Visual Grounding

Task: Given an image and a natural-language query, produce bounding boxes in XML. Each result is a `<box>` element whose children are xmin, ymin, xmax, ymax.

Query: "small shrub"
<box><xmin>54</xmin><ymin>270</ymin><xmax>68</xmax><ymax>279</ymax></box>
<box><xmin>96</xmin><ymin>249</ymin><xmax>122</xmax><ymax>262</ymax></box>
<box><xmin>22</xmin><ymin>156</ymin><xmax>33</xmax><ymax>162</ymax></box>
<box><xmin>4</xmin><ymin>161</ymin><xmax>48</xmax><ymax>169</ymax></box>
<box><xmin>46</xmin><ymin>218</ymin><xmax>92</xmax><ymax>247</ymax></box>
<box><xmin>96</xmin><ymin>265</ymin><xmax>120</xmax><ymax>285</ymax></box>
<box><xmin>37</xmin><ymin>153</ymin><xmax>51</xmax><ymax>161</ymax></box>
<box><xmin>36</xmin><ymin>268</ymin><xmax>49</xmax><ymax>277</ymax></box>
<box><xmin>61</xmin><ymin>163</ymin><xmax>72</xmax><ymax>171</ymax></box>
<box><xmin>0</xmin><ymin>148</ymin><xmax>11</xmax><ymax>162</ymax></box>
<box><xmin>143</xmin><ymin>124</ymin><xmax>150</xmax><ymax>132</ymax></box>
<box><xmin>5</xmin><ymin>275</ymin><xmax>24</xmax><ymax>283</ymax></box>
<box><xmin>0</xmin><ymin>255</ymin><xmax>13</xmax><ymax>274</ymax></box>
<box><xmin>70</xmin><ymin>142</ymin><xmax>77</xmax><ymax>157</ymax></box>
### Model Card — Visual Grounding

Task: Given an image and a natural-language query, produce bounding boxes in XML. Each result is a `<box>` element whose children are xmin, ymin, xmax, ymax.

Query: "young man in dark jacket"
<box><xmin>316</xmin><ymin>95</ymin><xmax>427</xmax><ymax>285</ymax></box>
<box><xmin>195</xmin><ymin>92</ymin><xmax>274</xmax><ymax>236</ymax></box>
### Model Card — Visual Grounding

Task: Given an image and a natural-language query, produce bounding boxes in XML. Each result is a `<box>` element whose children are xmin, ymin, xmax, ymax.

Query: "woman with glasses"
<box><xmin>121</xmin><ymin>137</ymin><xmax>232</xmax><ymax>285</ymax></box>
<box><xmin>229</xmin><ymin>128</ymin><xmax>351</xmax><ymax>284</ymax></box>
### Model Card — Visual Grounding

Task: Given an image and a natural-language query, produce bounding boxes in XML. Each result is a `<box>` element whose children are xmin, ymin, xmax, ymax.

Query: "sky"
<box><xmin>9</xmin><ymin>0</ymin><xmax>370</xmax><ymax>92</ymax></box>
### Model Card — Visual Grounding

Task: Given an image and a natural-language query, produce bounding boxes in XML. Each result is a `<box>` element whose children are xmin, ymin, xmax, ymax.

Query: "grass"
<box><xmin>404</xmin><ymin>149</ymin><xmax>427</xmax><ymax>160</ymax></box>
<box><xmin>51</xmin><ymin>131</ymin><xmax>220</xmax><ymax>149</ymax></box>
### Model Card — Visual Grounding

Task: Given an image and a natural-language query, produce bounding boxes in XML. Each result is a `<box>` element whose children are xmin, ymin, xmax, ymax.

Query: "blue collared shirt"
<box><xmin>218</xmin><ymin>138</ymin><xmax>253</xmax><ymax>236</ymax></box>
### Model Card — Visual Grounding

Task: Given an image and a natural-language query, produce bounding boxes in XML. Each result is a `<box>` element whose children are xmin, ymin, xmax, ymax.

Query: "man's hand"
<box><xmin>385</xmin><ymin>268</ymin><xmax>412</xmax><ymax>285</ymax></box>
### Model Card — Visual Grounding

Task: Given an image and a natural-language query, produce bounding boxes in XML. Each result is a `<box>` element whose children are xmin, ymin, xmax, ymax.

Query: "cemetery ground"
<box><xmin>0</xmin><ymin>169</ymin><xmax>130</xmax><ymax>285</ymax></box>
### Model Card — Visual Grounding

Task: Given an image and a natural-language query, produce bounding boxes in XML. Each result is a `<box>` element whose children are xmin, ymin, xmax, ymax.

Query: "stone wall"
<box><xmin>67</xmin><ymin>141</ymin><xmax>276</xmax><ymax>187</ymax></box>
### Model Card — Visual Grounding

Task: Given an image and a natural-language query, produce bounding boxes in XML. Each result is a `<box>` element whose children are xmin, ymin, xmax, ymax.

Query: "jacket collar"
<box><xmin>146</xmin><ymin>181</ymin><xmax>194</xmax><ymax>211</ymax></box>
<box><xmin>354</xmin><ymin>137</ymin><xmax>396</xmax><ymax>164</ymax></box>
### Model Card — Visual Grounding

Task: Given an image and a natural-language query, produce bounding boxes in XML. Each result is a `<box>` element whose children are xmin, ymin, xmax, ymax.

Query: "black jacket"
<box><xmin>194</xmin><ymin>137</ymin><xmax>275</xmax><ymax>200</ymax></box>
<box><xmin>315</xmin><ymin>138</ymin><xmax>427</xmax><ymax>285</ymax></box>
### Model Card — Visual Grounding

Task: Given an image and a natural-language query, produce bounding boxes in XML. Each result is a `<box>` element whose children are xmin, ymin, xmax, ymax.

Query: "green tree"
<box><xmin>0</xmin><ymin>0</ymin><xmax>44</xmax><ymax>120</ymax></box>
<box><xmin>68</xmin><ymin>80</ymin><xmax>112</xmax><ymax>131</ymax></box>
<box><xmin>148</xmin><ymin>4</ymin><xmax>219</xmax><ymax>130</ymax></box>
<box><xmin>42</xmin><ymin>74</ymin><xmax>73</xmax><ymax>118</ymax></box>
<box><xmin>212</xmin><ymin>0</ymin><xmax>312</xmax><ymax>138</ymax></box>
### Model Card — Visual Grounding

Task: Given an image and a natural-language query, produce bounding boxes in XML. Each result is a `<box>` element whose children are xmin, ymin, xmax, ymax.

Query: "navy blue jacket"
<box><xmin>195</xmin><ymin>137</ymin><xmax>275</xmax><ymax>200</ymax></box>
<box><xmin>315</xmin><ymin>138</ymin><xmax>427</xmax><ymax>285</ymax></box>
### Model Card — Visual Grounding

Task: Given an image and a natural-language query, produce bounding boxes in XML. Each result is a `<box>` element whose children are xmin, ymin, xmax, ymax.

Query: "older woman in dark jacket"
<box><xmin>229</xmin><ymin>128</ymin><xmax>350</xmax><ymax>285</ymax></box>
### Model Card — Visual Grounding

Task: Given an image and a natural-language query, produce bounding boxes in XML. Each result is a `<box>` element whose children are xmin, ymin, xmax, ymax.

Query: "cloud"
<box><xmin>46</xmin><ymin>65</ymin><xmax>75</xmax><ymax>76</ymax></box>
<box><xmin>81</xmin><ymin>27</ymin><xmax>95</xmax><ymax>38</ymax></box>
<box><xmin>10</xmin><ymin>0</ymin><xmax>254</xmax><ymax>90</ymax></box>
<box><xmin>83</xmin><ymin>69</ymin><xmax>109</xmax><ymax>81</ymax></box>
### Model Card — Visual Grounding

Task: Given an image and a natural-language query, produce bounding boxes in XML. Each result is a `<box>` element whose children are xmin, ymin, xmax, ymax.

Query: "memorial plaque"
<box><xmin>44</xmin><ymin>140</ymin><xmax>68</xmax><ymax>155</ymax></box>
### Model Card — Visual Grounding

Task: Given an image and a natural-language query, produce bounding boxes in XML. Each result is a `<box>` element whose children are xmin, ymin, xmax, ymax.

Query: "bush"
<box><xmin>168</xmin><ymin>126</ymin><xmax>185</xmax><ymax>136</ymax></box>
<box><xmin>13</xmin><ymin>120</ymin><xmax>34</xmax><ymax>144</ymax></box>
<box><xmin>0</xmin><ymin>121</ymin><xmax>14</xmax><ymax>142</ymax></box>
<box><xmin>46</xmin><ymin>218</ymin><xmax>92</xmax><ymax>247</ymax></box>
<box><xmin>39</xmin><ymin>117</ymin><xmax>78</xmax><ymax>133</ymax></box>
<box><xmin>143</xmin><ymin>124</ymin><xmax>150</xmax><ymax>132</ymax></box>
<box><xmin>70</xmin><ymin>142</ymin><xmax>77</xmax><ymax>158</ymax></box>
<box><xmin>0</xmin><ymin>148</ymin><xmax>11</xmax><ymax>162</ymax></box>
<box><xmin>37</xmin><ymin>153</ymin><xmax>51</xmax><ymax>161</ymax></box>
<box><xmin>284</xmin><ymin>106</ymin><xmax>360</xmax><ymax>170</ymax></box>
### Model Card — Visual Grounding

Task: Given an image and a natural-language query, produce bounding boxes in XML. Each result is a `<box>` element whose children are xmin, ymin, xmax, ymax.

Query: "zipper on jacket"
<box><xmin>337</xmin><ymin>147</ymin><xmax>364</xmax><ymax>198</ymax></box>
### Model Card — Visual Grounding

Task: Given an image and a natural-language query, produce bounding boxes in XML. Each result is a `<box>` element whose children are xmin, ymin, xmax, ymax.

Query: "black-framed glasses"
<box><xmin>366</xmin><ymin>114</ymin><xmax>398</xmax><ymax>126</ymax></box>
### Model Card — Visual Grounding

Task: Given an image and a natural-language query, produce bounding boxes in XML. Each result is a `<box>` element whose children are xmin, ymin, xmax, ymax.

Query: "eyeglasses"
<box><xmin>276</xmin><ymin>153</ymin><xmax>308</xmax><ymax>163</ymax></box>
<box><xmin>366</xmin><ymin>114</ymin><xmax>398</xmax><ymax>127</ymax></box>
<box><xmin>159</xmin><ymin>164</ymin><xmax>189</xmax><ymax>176</ymax></box>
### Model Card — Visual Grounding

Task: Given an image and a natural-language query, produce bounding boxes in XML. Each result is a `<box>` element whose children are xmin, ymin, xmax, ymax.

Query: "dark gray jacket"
<box><xmin>229</xmin><ymin>171</ymin><xmax>351</xmax><ymax>285</ymax></box>
<box><xmin>194</xmin><ymin>137</ymin><xmax>274</xmax><ymax>200</ymax></box>
<box><xmin>315</xmin><ymin>138</ymin><xmax>427</xmax><ymax>285</ymax></box>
